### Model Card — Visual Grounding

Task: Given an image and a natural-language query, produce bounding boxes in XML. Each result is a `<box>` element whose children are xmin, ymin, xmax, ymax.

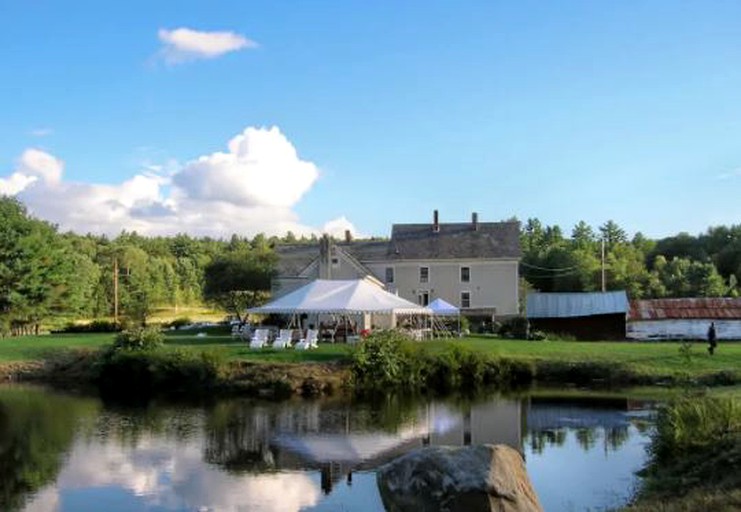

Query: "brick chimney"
<box><xmin>433</xmin><ymin>210</ymin><xmax>440</xmax><ymax>232</ymax></box>
<box><xmin>344</xmin><ymin>229</ymin><xmax>352</xmax><ymax>243</ymax></box>
<box><xmin>472</xmin><ymin>212</ymin><xmax>479</xmax><ymax>231</ymax></box>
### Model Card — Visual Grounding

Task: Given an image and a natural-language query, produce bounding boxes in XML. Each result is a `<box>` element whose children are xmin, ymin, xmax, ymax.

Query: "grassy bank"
<box><xmin>2</xmin><ymin>332</ymin><xmax>738</xmax><ymax>385</ymax></box>
<box><xmin>623</xmin><ymin>395</ymin><xmax>741</xmax><ymax>511</ymax></box>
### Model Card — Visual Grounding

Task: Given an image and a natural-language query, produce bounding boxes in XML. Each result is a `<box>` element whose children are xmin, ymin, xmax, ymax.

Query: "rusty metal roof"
<box><xmin>629</xmin><ymin>298</ymin><xmax>741</xmax><ymax>320</ymax></box>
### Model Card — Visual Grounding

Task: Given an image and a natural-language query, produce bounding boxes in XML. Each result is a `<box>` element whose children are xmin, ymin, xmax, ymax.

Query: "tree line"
<box><xmin>0</xmin><ymin>197</ymin><xmax>288</xmax><ymax>336</ymax></box>
<box><xmin>520</xmin><ymin>218</ymin><xmax>740</xmax><ymax>298</ymax></box>
<box><xmin>3</xmin><ymin>195</ymin><xmax>740</xmax><ymax>335</ymax></box>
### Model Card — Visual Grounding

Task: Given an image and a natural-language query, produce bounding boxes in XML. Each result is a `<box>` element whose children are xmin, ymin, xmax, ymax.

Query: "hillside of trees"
<box><xmin>2</xmin><ymin>195</ymin><xmax>740</xmax><ymax>336</ymax></box>
<box><xmin>521</xmin><ymin>218</ymin><xmax>740</xmax><ymax>298</ymax></box>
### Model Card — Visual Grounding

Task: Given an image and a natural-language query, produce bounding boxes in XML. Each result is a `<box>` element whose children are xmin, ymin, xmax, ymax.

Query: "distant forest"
<box><xmin>2</xmin><ymin>196</ymin><xmax>740</xmax><ymax>335</ymax></box>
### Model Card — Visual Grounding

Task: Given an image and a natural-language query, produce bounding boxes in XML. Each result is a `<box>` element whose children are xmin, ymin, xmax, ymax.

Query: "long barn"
<box><xmin>526</xmin><ymin>291</ymin><xmax>629</xmax><ymax>340</ymax></box>
<box><xmin>627</xmin><ymin>298</ymin><xmax>741</xmax><ymax>340</ymax></box>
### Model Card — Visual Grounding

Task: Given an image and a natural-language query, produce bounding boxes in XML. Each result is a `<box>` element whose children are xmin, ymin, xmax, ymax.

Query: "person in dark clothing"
<box><xmin>707</xmin><ymin>322</ymin><xmax>717</xmax><ymax>355</ymax></box>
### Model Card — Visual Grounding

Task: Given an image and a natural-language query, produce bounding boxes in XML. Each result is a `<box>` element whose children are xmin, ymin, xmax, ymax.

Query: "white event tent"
<box><xmin>248</xmin><ymin>279</ymin><xmax>431</xmax><ymax>333</ymax></box>
<box><xmin>428</xmin><ymin>298</ymin><xmax>461</xmax><ymax>337</ymax></box>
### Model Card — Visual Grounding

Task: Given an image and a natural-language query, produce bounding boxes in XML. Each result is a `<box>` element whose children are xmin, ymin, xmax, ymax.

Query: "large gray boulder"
<box><xmin>376</xmin><ymin>444</ymin><xmax>543</xmax><ymax>512</ymax></box>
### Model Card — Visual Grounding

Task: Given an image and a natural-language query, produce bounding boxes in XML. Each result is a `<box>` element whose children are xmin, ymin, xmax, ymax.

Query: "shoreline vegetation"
<box><xmin>1</xmin><ymin>330</ymin><xmax>739</xmax><ymax>395</ymax></box>
<box><xmin>1</xmin><ymin>329</ymin><xmax>739</xmax><ymax>511</ymax></box>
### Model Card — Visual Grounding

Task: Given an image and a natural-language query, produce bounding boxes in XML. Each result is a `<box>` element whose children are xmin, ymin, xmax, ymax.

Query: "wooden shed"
<box><xmin>627</xmin><ymin>298</ymin><xmax>741</xmax><ymax>340</ymax></box>
<box><xmin>526</xmin><ymin>291</ymin><xmax>629</xmax><ymax>341</ymax></box>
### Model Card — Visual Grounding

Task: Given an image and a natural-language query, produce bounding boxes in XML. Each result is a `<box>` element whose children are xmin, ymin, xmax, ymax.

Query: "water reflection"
<box><xmin>0</xmin><ymin>386</ymin><xmax>654</xmax><ymax>512</ymax></box>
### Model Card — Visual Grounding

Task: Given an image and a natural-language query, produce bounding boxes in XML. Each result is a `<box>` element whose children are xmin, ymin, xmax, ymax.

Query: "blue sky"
<box><xmin>1</xmin><ymin>1</ymin><xmax>740</xmax><ymax>239</ymax></box>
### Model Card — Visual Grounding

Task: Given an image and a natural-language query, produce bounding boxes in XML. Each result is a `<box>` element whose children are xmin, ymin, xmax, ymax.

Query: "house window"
<box><xmin>385</xmin><ymin>267</ymin><xmax>394</xmax><ymax>283</ymax></box>
<box><xmin>418</xmin><ymin>291</ymin><xmax>430</xmax><ymax>306</ymax></box>
<box><xmin>420</xmin><ymin>266</ymin><xmax>429</xmax><ymax>283</ymax></box>
<box><xmin>461</xmin><ymin>266</ymin><xmax>470</xmax><ymax>283</ymax></box>
<box><xmin>461</xmin><ymin>291</ymin><xmax>471</xmax><ymax>309</ymax></box>
<box><xmin>331</xmin><ymin>257</ymin><xmax>339</xmax><ymax>266</ymax></box>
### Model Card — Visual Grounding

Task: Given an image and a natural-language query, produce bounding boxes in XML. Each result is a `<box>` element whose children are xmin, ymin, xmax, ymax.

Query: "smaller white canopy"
<box><xmin>428</xmin><ymin>298</ymin><xmax>459</xmax><ymax>316</ymax></box>
<box><xmin>248</xmin><ymin>279</ymin><xmax>431</xmax><ymax>315</ymax></box>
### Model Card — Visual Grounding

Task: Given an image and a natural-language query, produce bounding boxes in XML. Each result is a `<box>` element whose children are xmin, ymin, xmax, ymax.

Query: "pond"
<box><xmin>0</xmin><ymin>386</ymin><xmax>654</xmax><ymax>512</ymax></box>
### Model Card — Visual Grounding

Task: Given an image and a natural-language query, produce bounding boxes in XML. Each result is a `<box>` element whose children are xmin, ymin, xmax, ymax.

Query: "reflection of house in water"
<box><xmin>267</xmin><ymin>398</ymin><xmax>524</xmax><ymax>495</ymax></box>
<box><xmin>202</xmin><ymin>396</ymin><xmax>653</xmax><ymax>496</ymax></box>
<box><xmin>423</xmin><ymin>400</ymin><xmax>521</xmax><ymax>449</ymax></box>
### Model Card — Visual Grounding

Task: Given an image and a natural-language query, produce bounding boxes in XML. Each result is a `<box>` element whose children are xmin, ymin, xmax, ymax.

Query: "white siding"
<box><xmin>365</xmin><ymin>259</ymin><xmax>519</xmax><ymax>315</ymax></box>
<box><xmin>627</xmin><ymin>319</ymin><xmax>741</xmax><ymax>340</ymax></box>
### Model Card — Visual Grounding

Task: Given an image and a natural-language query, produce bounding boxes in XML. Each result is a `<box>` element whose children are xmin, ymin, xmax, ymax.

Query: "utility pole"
<box><xmin>601</xmin><ymin>237</ymin><xmax>606</xmax><ymax>292</ymax></box>
<box><xmin>113</xmin><ymin>257</ymin><xmax>119</xmax><ymax>324</ymax></box>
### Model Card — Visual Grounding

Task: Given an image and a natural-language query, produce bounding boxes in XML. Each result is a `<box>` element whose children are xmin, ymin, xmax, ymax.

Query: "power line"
<box><xmin>520</xmin><ymin>261</ymin><xmax>581</xmax><ymax>272</ymax></box>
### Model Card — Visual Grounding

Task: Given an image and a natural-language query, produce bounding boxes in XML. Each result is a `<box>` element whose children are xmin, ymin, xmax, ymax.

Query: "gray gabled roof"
<box><xmin>337</xmin><ymin>240</ymin><xmax>391</xmax><ymax>261</ymax></box>
<box><xmin>274</xmin><ymin>220</ymin><xmax>521</xmax><ymax>278</ymax></box>
<box><xmin>526</xmin><ymin>292</ymin><xmax>629</xmax><ymax>319</ymax></box>
<box><xmin>275</xmin><ymin>244</ymin><xmax>319</xmax><ymax>276</ymax></box>
<box><xmin>388</xmin><ymin>221</ymin><xmax>521</xmax><ymax>260</ymax></box>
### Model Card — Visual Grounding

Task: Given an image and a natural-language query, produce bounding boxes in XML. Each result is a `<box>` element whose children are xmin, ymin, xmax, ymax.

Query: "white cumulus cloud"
<box><xmin>0</xmin><ymin>172</ymin><xmax>37</xmax><ymax>196</ymax></box>
<box><xmin>157</xmin><ymin>27</ymin><xmax>257</xmax><ymax>64</ymax></box>
<box><xmin>1</xmin><ymin>127</ymin><xmax>355</xmax><ymax>239</ymax></box>
<box><xmin>174</xmin><ymin>126</ymin><xmax>318</xmax><ymax>207</ymax></box>
<box><xmin>322</xmin><ymin>216</ymin><xmax>362</xmax><ymax>239</ymax></box>
<box><xmin>18</xmin><ymin>148</ymin><xmax>63</xmax><ymax>185</ymax></box>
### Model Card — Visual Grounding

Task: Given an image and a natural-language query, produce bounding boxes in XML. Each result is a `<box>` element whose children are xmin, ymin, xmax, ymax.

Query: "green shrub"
<box><xmin>421</xmin><ymin>343</ymin><xmax>490</xmax><ymax>392</ymax></box>
<box><xmin>351</xmin><ymin>332</ymin><xmax>539</xmax><ymax>394</ymax></box>
<box><xmin>351</xmin><ymin>330</ymin><xmax>421</xmax><ymax>392</ymax></box>
<box><xmin>113</xmin><ymin>327</ymin><xmax>164</xmax><ymax>351</ymax></box>
<box><xmin>492</xmin><ymin>357</ymin><xmax>536</xmax><ymax>387</ymax></box>
<box><xmin>498</xmin><ymin>316</ymin><xmax>528</xmax><ymax>339</ymax></box>
<box><xmin>53</xmin><ymin>320</ymin><xmax>121</xmax><ymax>334</ymax></box>
<box><xmin>94</xmin><ymin>347</ymin><xmax>227</xmax><ymax>396</ymax></box>
<box><xmin>650</xmin><ymin>396</ymin><xmax>740</xmax><ymax>464</ymax></box>
<box><xmin>459</xmin><ymin>316</ymin><xmax>470</xmax><ymax>334</ymax></box>
<box><xmin>165</xmin><ymin>317</ymin><xmax>193</xmax><ymax>329</ymax></box>
<box><xmin>528</xmin><ymin>330</ymin><xmax>548</xmax><ymax>341</ymax></box>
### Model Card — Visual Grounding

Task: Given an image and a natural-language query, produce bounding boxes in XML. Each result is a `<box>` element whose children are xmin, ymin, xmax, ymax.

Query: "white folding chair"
<box><xmin>249</xmin><ymin>329</ymin><xmax>269</xmax><ymax>349</ymax></box>
<box><xmin>273</xmin><ymin>329</ymin><xmax>293</xmax><ymax>349</ymax></box>
<box><xmin>295</xmin><ymin>329</ymin><xmax>319</xmax><ymax>350</ymax></box>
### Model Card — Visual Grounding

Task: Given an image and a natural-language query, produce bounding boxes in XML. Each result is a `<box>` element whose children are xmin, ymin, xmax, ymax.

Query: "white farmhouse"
<box><xmin>273</xmin><ymin>211</ymin><xmax>522</xmax><ymax>319</ymax></box>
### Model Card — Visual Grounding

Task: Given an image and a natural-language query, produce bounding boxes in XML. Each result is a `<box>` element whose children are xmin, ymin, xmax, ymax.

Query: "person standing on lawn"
<box><xmin>707</xmin><ymin>322</ymin><xmax>717</xmax><ymax>355</ymax></box>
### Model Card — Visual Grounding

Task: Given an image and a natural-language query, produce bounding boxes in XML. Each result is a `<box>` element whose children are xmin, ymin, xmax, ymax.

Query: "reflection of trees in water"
<box><xmin>527</xmin><ymin>425</ymin><xmax>631</xmax><ymax>454</ymax></box>
<box><xmin>0</xmin><ymin>388</ymin><xmax>98</xmax><ymax>512</ymax></box>
<box><xmin>86</xmin><ymin>403</ymin><xmax>202</xmax><ymax>446</ymax></box>
<box><xmin>528</xmin><ymin>429</ymin><xmax>567</xmax><ymax>454</ymax></box>
<box><xmin>576</xmin><ymin>427</ymin><xmax>599</xmax><ymax>451</ymax></box>
<box><xmin>605</xmin><ymin>426</ymin><xmax>630</xmax><ymax>451</ymax></box>
<box><xmin>203</xmin><ymin>401</ymin><xmax>277</xmax><ymax>473</ymax></box>
<box><xmin>343</xmin><ymin>395</ymin><xmax>424</xmax><ymax>433</ymax></box>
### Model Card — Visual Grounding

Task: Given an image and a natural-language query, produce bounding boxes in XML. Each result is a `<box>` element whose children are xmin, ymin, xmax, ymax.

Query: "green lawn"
<box><xmin>1</xmin><ymin>332</ymin><xmax>739</xmax><ymax>381</ymax></box>
<box><xmin>437</xmin><ymin>336</ymin><xmax>741</xmax><ymax>379</ymax></box>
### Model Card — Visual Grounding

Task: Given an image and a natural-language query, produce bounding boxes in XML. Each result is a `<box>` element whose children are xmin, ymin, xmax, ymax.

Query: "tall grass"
<box><xmin>650</xmin><ymin>395</ymin><xmax>740</xmax><ymax>463</ymax></box>
<box><xmin>627</xmin><ymin>394</ymin><xmax>741</xmax><ymax>511</ymax></box>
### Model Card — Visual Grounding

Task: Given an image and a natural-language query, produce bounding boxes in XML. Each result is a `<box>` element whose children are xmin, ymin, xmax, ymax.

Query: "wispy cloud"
<box><xmin>30</xmin><ymin>127</ymin><xmax>53</xmax><ymax>137</ymax></box>
<box><xmin>156</xmin><ymin>27</ymin><xmax>257</xmax><ymax>65</ymax></box>
<box><xmin>715</xmin><ymin>167</ymin><xmax>741</xmax><ymax>180</ymax></box>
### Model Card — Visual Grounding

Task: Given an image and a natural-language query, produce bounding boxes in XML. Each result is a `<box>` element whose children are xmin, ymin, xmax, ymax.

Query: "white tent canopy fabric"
<box><xmin>248</xmin><ymin>279</ymin><xmax>432</xmax><ymax>315</ymax></box>
<box><xmin>428</xmin><ymin>298</ymin><xmax>459</xmax><ymax>316</ymax></box>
